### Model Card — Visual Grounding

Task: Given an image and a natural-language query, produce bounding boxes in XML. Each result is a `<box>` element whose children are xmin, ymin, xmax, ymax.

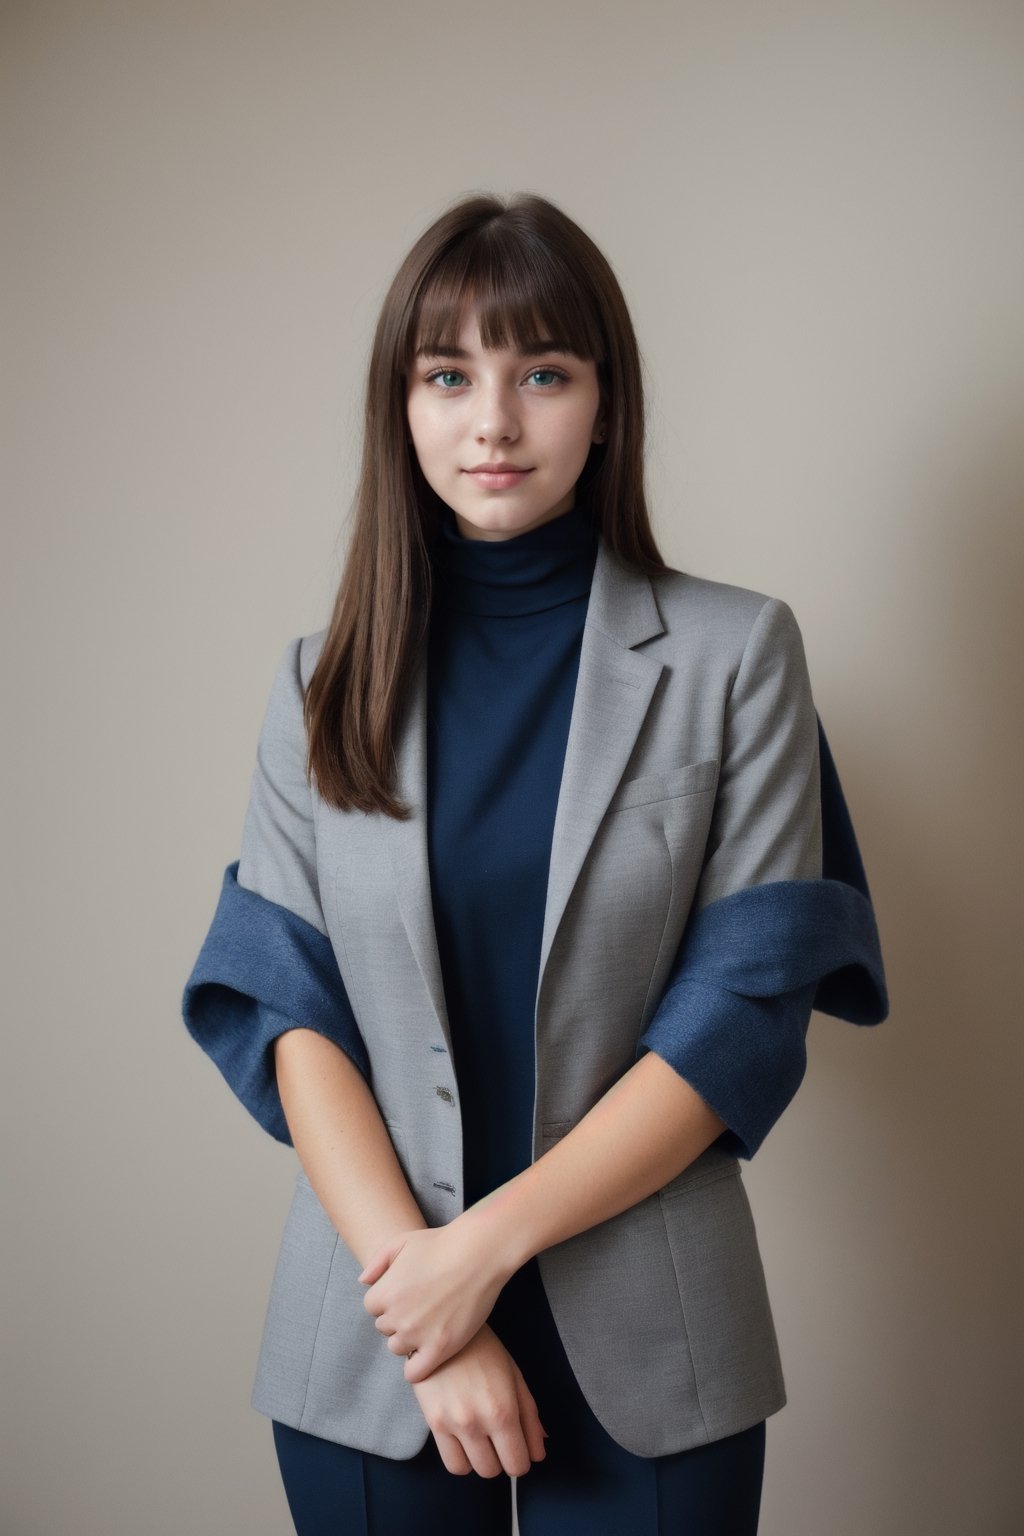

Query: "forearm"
<box><xmin>273</xmin><ymin>1028</ymin><xmax>427</xmax><ymax>1265</ymax></box>
<box><xmin>467</xmin><ymin>1051</ymin><xmax>727</xmax><ymax>1275</ymax></box>
<box><xmin>358</xmin><ymin>1050</ymin><xmax>728</xmax><ymax>1381</ymax></box>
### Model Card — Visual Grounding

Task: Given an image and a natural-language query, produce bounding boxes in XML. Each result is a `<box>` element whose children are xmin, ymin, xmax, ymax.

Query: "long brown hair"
<box><xmin>305</xmin><ymin>192</ymin><xmax>667</xmax><ymax>817</ymax></box>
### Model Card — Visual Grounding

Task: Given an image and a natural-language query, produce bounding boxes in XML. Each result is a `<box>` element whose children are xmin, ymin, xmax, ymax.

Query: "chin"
<box><xmin>453</xmin><ymin>507</ymin><xmax>545</xmax><ymax>541</ymax></box>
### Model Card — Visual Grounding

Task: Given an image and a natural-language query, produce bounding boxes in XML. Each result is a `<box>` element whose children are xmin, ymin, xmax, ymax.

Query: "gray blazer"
<box><xmin>238</xmin><ymin>535</ymin><xmax>822</xmax><ymax>1459</ymax></box>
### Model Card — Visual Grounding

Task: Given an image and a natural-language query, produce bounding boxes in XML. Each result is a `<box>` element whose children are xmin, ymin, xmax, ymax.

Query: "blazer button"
<box><xmin>434</xmin><ymin>1085</ymin><xmax>454</xmax><ymax>1105</ymax></box>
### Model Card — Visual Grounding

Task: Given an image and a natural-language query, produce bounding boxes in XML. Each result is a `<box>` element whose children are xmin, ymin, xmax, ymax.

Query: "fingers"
<box><xmin>370</xmin><ymin>1316</ymin><xmax>426</xmax><ymax>1362</ymax></box>
<box><xmin>434</xmin><ymin>1416</ymin><xmax>528</xmax><ymax>1479</ymax></box>
<box><xmin>369</xmin><ymin>1302</ymin><xmax>478</xmax><ymax>1380</ymax></box>
<box><xmin>431</xmin><ymin>1429</ymin><xmax>473</xmax><ymax>1477</ymax></box>
<box><xmin>373</xmin><ymin>1325</ymin><xmax>457</xmax><ymax>1383</ymax></box>
<box><xmin>371</xmin><ymin>1317</ymin><xmax>456</xmax><ymax>1379</ymax></box>
<box><xmin>513</xmin><ymin>1367</ymin><xmax>548</xmax><ymax>1464</ymax></box>
<box><xmin>374</xmin><ymin>1320</ymin><xmax>406</xmax><ymax>1351</ymax></box>
<box><xmin>403</xmin><ymin>1340</ymin><xmax>451</xmax><ymax>1382</ymax></box>
<box><xmin>362</xmin><ymin>1286</ymin><xmax>383</xmax><ymax>1320</ymax></box>
<box><xmin>487</xmin><ymin>1416</ymin><xmax>534</xmax><ymax>1479</ymax></box>
<box><xmin>412</xmin><ymin>1326</ymin><xmax>548</xmax><ymax>1480</ymax></box>
<box><xmin>370</xmin><ymin>1317</ymin><xmax>445</xmax><ymax>1376</ymax></box>
<box><xmin>357</xmin><ymin>1237</ymin><xmax>404</xmax><ymax>1287</ymax></box>
<box><xmin>453</xmin><ymin>1429</ymin><xmax>506</xmax><ymax>1479</ymax></box>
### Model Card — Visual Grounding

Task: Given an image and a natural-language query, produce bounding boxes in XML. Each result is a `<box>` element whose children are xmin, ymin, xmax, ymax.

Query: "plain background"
<box><xmin>4</xmin><ymin>1</ymin><xmax>1021</xmax><ymax>1532</ymax></box>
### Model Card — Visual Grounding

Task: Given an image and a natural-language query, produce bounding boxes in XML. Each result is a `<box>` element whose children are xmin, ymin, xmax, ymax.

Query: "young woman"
<box><xmin>183</xmin><ymin>192</ymin><xmax>887</xmax><ymax>1535</ymax></box>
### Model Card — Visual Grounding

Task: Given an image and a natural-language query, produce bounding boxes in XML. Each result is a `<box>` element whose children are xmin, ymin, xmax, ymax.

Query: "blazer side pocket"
<box><xmin>657</xmin><ymin>1142</ymin><xmax>741</xmax><ymax>1200</ymax></box>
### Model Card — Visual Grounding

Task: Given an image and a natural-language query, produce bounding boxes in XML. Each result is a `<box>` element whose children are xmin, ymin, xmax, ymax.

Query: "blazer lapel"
<box><xmin>535</xmin><ymin>541</ymin><xmax>667</xmax><ymax>999</ymax></box>
<box><xmin>382</xmin><ymin>536</ymin><xmax>667</xmax><ymax>1049</ymax></box>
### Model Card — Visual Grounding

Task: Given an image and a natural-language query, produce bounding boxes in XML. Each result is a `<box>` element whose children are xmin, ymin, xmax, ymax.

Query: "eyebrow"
<box><xmin>414</xmin><ymin>339</ymin><xmax>576</xmax><ymax>360</ymax></box>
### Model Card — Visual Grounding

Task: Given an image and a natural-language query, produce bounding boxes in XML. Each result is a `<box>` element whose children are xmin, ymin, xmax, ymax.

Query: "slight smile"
<box><xmin>462</xmin><ymin>463</ymin><xmax>534</xmax><ymax>489</ymax></box>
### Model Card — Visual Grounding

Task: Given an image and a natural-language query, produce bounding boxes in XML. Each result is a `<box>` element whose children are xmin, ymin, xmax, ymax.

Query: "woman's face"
<box><xmin>406</xmin><ymin>304</ymin><xmax>604</xmax><ymax>542</ymax></box>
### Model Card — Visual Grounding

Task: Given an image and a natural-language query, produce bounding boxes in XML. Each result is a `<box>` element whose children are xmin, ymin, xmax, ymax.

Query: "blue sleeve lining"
<box><xmin>181</xmin><ymin>861</ymin><xmax>370</xmax><ymax>1145</ymax></box>
<box><xmin>637</xmin><ymin>716</ymin><xmax>889</xmax><ymax>1160</ymax></box>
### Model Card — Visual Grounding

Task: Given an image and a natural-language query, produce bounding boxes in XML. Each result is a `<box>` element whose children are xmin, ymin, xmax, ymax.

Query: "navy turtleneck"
<box><xmin>429</xmin><ymin>495</ymin><xmax>599</xmax><ymax>616</ymax></box>
<box><xmin>425</xmin><ymin>497</ymin><xmax>599</xmax><ymax>1206</ymax></box>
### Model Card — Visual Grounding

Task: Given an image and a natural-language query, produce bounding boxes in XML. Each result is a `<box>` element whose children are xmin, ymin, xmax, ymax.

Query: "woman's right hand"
<box><xmin>411</xmin><ymin>1323</ymin><xmax>547</xmax><ymax>1479</ymax></box>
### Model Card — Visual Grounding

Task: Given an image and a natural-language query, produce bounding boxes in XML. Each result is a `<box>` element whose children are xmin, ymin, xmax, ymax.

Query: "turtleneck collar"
<box><xmin>429</xmin><ymin>493</ymin><xmax>599</xmax><ymax>617</ymax></box>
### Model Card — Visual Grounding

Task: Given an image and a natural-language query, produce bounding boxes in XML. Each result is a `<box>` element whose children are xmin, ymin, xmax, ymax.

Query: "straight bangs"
<box><xmin>406</xmin><ymin>224</ymin><xmax>607</xmax><ymax>368</ymax></box>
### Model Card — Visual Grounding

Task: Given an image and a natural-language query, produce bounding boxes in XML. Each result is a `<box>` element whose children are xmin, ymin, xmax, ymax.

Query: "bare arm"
<box><xmin>273</xmin><ymin>1026</ymin><xmax>427</xmax><ymax>1263</ymax></box>
<box><xmin>468</xmin><ymin>1050</ymin><xmax>726</xmax><ymax>1272</ymax></box>
<box><xmin>272</xmin><ymin>1026</ymin><xmax>547</xmax><ymax>1478</ymax></box>
<box><xmin>361</xmin><ymin>1053</ymin><xmax>726</xmax><ymax>1378</ymax></box>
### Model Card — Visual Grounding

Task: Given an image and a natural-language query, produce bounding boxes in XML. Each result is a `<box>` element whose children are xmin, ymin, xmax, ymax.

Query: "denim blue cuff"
<box><xmin>181</xmin><ymin>861</ymin><xmax>369</xmax><ymax>1144</ymax></box>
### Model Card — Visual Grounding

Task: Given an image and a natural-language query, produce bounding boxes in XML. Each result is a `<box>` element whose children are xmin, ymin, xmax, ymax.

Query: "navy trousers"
<box><xmin>272</xmin><ymin>1258</ymin><xmax>766</xmax><ymax>1535</ymax></box>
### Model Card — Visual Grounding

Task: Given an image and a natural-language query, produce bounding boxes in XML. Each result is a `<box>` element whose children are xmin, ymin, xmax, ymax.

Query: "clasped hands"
<box><xmin>358</xmin><ymin>1208</ymin><xmax>515</xmax><ymax>1384</ymax></box>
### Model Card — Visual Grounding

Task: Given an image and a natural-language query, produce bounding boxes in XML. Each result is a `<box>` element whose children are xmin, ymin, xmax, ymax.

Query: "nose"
<box><xmin>473</xmin><ymin>382</ymin><xmax>520</xmax><ymax>445</ymax></box>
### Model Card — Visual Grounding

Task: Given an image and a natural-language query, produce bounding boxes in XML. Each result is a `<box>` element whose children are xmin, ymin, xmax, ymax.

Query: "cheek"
<box><xmin>406</xmin><ymin>400</ymin><xmax>445</xmax><ymax>463</ymax></box>
<box><xmin>548</xmin><ymin>405</ymin><xmax>601</xmax><ymax>463</ymax></box>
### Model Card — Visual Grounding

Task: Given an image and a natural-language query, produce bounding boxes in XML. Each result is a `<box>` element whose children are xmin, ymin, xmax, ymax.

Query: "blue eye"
<box><xmin>528</xmin><ymin>369</ymin><xmax>564</xmax><ymax>386</ymax></box>
<box><xmin>427</xmin><ymin>369</ymin><xmax>466</xmax><ymax>389</ymax></box>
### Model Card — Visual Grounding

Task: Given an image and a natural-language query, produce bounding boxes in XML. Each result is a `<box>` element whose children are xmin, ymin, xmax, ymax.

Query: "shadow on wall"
<box><xmin>797</xmin><ymin>408</ymin><xmax>1023</xmax><ymax>1524</ymax></box>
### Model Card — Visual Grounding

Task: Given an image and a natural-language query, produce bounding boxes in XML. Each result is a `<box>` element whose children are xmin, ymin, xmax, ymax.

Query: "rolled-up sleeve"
<box><xmin>180</xmin><ymin>639</ymin><xmax>369</xmax><ymax>1144</ymax></box>
<box><xmin>637</xmin><ymin>598</ymin><xmax>886</xmax><ymax>1159</ymax></box>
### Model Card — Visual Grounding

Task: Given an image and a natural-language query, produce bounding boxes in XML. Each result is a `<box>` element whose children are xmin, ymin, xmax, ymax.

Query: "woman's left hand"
<box><xmin>358</xmin><ymin>1215</ymin><xmax>513</xmax><ymax>1383</ymax></box>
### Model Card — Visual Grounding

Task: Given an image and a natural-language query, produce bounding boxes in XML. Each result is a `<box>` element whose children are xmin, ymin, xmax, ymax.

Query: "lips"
<box><xmin>465</xmin><ymin>461</ymin><xmax>530</xmax><ymax>473</ymax></box>
<box><xmin>463</xmin><ymin>463</ymin><xmax>533</xmax><ymax>489</ymax></box>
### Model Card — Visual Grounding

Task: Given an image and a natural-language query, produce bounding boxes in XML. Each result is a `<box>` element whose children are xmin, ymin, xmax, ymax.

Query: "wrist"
<box><xmin>353</xmin><ymin>1213</ymin><xmax>428</xmax><ymax>1270</ymax></box>
<box><xmin>458</xmin><ymin>1174</ymin><xmax>538</xmax><ymax>1281</ymax></box>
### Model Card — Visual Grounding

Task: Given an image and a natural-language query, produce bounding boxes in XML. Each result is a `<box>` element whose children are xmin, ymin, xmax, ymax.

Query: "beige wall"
<box><xmin>5</xmin><ymin>1</ymin><xmax>1021</xmax><ymax>1531</ymax></box>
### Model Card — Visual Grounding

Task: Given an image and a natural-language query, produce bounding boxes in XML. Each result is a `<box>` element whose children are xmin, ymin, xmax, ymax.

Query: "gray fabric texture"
<box><xmin>241</xmin><ymin>539</ymin><xmax>822</xmax><ymax>1458</ymax></box>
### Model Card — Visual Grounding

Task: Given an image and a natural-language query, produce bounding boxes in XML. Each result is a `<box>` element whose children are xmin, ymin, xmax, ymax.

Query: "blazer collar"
<box><xmin>384</xmin><ymin>536</ymin><xmax>667</xmax><ymax>1050</ymax></box>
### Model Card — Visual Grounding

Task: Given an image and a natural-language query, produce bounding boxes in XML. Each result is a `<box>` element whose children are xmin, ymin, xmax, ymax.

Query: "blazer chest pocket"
<box><xmin>607</xmin><ymin>757</ymin><xmax>719</xmax><ymax>814</ymax></box>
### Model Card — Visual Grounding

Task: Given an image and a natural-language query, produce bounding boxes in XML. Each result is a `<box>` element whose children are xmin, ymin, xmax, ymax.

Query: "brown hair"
<box><xmin>305</xmin><ymin>191</ymin><xmax>667</xmax><ymax>817</ymax></box>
